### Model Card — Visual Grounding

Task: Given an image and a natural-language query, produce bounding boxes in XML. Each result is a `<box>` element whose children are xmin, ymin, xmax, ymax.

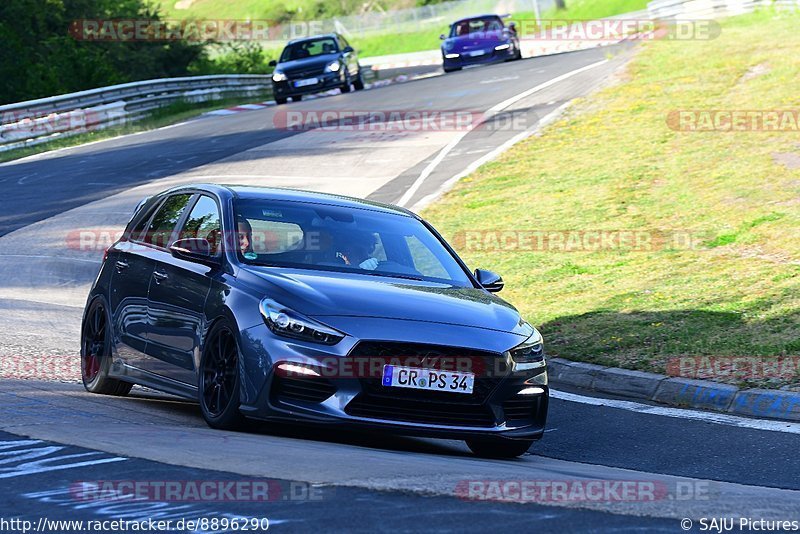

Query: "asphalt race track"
<box><xmin>1</xmin><ymin>44</ymin><xmax>799</xmax><ymax>533</ymax></box>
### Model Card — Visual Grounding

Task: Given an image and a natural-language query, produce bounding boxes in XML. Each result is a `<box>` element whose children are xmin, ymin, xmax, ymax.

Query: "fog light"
<box><xmin>518</xmin><ymin>386</ymin><xmax>545</xmax><ymax>395</ymax></box>
<box><xmin>276</xmin><ymin>363</ymin><xmax>321</xmax><ymax>377</ymax></box>
<box><xmin>445</xmin><ymin>53</ymin><xmax>460</xmax><ymax>59</ymax></box>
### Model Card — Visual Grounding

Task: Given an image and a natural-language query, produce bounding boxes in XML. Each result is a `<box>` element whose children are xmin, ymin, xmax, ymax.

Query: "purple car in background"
<box><xmin>440</xmin><ymin>14</ymin><xmax>522</xmax><ymax>73</ymax></box>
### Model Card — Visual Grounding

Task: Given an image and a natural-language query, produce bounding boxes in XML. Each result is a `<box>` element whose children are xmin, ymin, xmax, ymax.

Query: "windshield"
<box><xmin>280</xmin><ymin>38</ymin><xmax>339</xmax><ymax>62</ymax></box>
<box><xmin>450</xmin><ymin>17</ymin><xmax>505</xmax><ymax>37</ymax></box>
<box><xmin>233</xmin><ymin>199</ymin><xmax>472</xmax><ymax>286</ymax></box>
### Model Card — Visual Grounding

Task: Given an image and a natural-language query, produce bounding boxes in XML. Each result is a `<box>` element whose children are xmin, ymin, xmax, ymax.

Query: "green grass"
<box><xmin>155</xmin><ymin>0</ymin><xmax>651</xmax><ymax>59</ymax></box>
<box><xmin>349</xmin><ymin>0</ymin><xmax>651</xmax><ymax>57</ymax></box>
<box><xmin>550</xmin><ymin>0</ymin><xmax>650</xmax><ymax>19</ymax></box>
<box><xmin>153</xmin><ymin>0</ymin><xmax>420</xmax><ymax>21</ymax></box>
<box><xmin>0</xmin><ymin>94</ymin><xmax>270</xmax><ymax>163</ymax></box>
<box><xmin>422</xmin><ymin>9</ymin><xmax>800</xmax><ymax>389</ymax></box>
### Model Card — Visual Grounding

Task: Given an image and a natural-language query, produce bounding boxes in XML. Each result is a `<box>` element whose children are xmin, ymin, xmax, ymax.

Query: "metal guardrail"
<box><xmin>647</xmin><ymin>0</ymin><xmax>800</xmax><ymax>19</ymax></box>
<box><xmin>0</xmin><ymin>75</ymin><xmax>272</xmax><ymax>152</ymax></box>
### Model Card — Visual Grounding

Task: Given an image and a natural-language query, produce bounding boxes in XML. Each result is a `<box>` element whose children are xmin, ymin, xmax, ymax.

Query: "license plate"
<box><xmin>294</xmin><ymin>78</ymin><xmax>318</xmax><ymax>87</ymax></box>
<box><xmin>469</xmin><ymin>50</ymin><xmax>486</xmax><ymax>57</ymax></box>
<box><xmin>382</xmin><ymin>365</ymin><xmax>474</xmax><ymax>394</ymax></box>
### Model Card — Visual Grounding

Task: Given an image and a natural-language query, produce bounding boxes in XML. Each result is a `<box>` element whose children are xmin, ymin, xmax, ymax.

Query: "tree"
<box><xmin>0</xmin><ymin>0</ymin><xmax>206</xmax><ymax>105</ymax></box>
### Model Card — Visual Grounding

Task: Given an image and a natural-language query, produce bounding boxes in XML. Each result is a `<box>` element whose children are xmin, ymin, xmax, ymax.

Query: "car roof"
<box><xmin>286</xmin><ymin>33</ymin><xmax>340</xmax><ymax>45</ymax></box>
<box><xmin>451</xmin><ymin>14</ymin><xmax>504</xmax><ymax>25</ymax></box>
<box><xmin>160</xmin><ymin>184</ymin><xmax>416</xmax><ymax>218</ymax></box>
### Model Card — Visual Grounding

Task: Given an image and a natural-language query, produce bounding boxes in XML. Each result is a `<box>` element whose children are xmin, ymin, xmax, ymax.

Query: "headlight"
<box><xmin>259</xmin><ymin>299</ymin><xmax>344</xmax><ymax>345</ymax></box>
<box><xmin>272</xmin><ymin>71</ymin><xmax>287</xmax><ymax>82</ymax></box>
<box><xmin>325</xmin><ymin>61</ymin><xmax>341</xmax><ymax>73</ymax></box>
<box><xmin>444</xmin><ymin>53</ymin><xmax>460</xmax><ymax>59</ymax></box>
<box><xmin>509</xmin><ymin>326</ymin><xmax>544</xmax><ymax>364</ymax></box>
<box><xmin>494</xmin><ymin>43</ymin><xmax>511</xmax><ymax>51</ymax></box>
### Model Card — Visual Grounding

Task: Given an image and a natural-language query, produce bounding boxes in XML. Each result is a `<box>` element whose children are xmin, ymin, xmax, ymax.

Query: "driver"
<box><xmin>335</xmin><ymin>230</ymin><xmax>379</xmax><ymax>270</ymax></box>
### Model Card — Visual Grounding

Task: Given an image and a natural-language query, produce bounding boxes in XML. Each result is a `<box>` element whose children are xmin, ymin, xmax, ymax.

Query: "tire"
<box><xmin>275</xmin><ymin>97</ymin><xmax>287</xmax><ymax>105</ymax></box>
<box><xmin>293</xmin><ymin>95</ymin><xmax>302</xmax><ymax>102</ymax></box>
<box><xmin>199</xmin><ymin>319</ymin><xmax>246</xmax><ymax>430</ymax></box>
<box><xmin>443</xmin><ymin>66</ymin><xmax>461</xmax><ymax>73</ymax></box>
<box><xmin>341</xmin><ymin>72</ymin><xmax>352</xmax><ymax>93</ymax></box>
<box><xmin>353</xmin><ymin>70</ymin><xmax>365</xmax><ymax>90</ymax></box>
<box><xmin>80</xmin><ymin>298</ymin><xmax>132</xmax><ymax>396</ymax></box>
<box><xmin>465</xmin><ymin>437</ymin><xmax>534</xmax><ymax>459</ymax></box>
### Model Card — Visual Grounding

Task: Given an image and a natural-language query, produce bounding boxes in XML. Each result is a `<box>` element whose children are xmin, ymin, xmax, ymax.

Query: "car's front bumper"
<box><xmin>443</xmin><ymin>46</ymin><xmax>516</xmax><ymax>69</ymax></box>
<box><xmin>272</xmin><ymin>71</ymin><xmax>346</xmax><ymax>98</ymax></box>
<box><xmin>238</xmin><ymin>321</ymin><xmax>549</xmax><ymax>441</ymax></box>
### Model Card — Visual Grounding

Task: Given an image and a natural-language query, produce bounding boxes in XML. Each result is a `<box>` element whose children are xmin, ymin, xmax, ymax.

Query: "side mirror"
<box><xmin>474</xmin><ymin>269</ymin><xmax>504</xmax><ymax>292</ymax></box>
<box><xmin>440</xmin><ymin>34</ymin><xmax>446</xmax><ymax>40</ymax></box>
<box><xmin>343</xmin><ymin>46</ymin><xmax>354</xmax><ymax>54</ymax></box>
<box><xmin>268</xmin><ymin>59</ymin><xmax>277</xmax><ymax>67</ymax></box>
<box><xmin>170</xmin><ymin>238</ymin><xmax>219</xmax><ymax>266</ymax></box>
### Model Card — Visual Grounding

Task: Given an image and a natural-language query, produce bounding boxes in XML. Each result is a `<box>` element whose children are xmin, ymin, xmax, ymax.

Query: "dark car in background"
<box><xmin>441</xmin><ymin>14</ymin><xmax>521</xmax><ymax>72</ymax></box>
<box><xmin>269</xmin><ymin>33</ymin><xmax>364</xmax><ymax>104</ymax></box>
<box><xmin>81</xmin><ymin>185</ymin><xmax>548</xmax><ymax>458</ymax></box>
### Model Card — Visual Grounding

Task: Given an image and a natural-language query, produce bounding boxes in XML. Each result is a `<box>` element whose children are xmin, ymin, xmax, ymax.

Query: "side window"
<box><xmin>128</xmin><ymin>201</ymin><xmax>160</xmax><ymax>241</ymax></box>
<box><xmin>179</xmin><ymin>196</ymin><xmax>222</xmax><ymax>255</ymax></box>
<box><xmin>339</xmin><ymin>35</ymin><xmax>349</xmax><ymax>49</ymax></box>
<box><xmin>404</xmin><ymin>235</ymin><xmax>449</xmax><ymax>279</ymax></box>
<box><xmin>144</xmin><ymin>194</ymin><xmax>193</xmax><ymax>248</ymax></box>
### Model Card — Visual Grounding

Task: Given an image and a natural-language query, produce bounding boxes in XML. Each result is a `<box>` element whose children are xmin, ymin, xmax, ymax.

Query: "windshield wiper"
<box><xmin>245</xmin><ymin>262</ymin><xmax>424</xmax><ymax>281</ymax></box>
<box><xmin>359</xmin><ymin>271</ymin><xmax>424</xmax><ymax>281</ymax></box>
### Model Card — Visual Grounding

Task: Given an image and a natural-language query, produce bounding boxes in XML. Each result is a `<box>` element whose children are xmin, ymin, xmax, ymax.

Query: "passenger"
<box><xmin>237</xmin><ymin>218</ymin><xmax>256</xmax><ymax>259</ymax></box>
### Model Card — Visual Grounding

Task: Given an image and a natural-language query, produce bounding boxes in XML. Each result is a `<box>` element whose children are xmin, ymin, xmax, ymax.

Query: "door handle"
<box><xmin>152</xmin><ymin>270</ymin><xmax>168</xmax><ymax>283</ymax></box>
<box><xmin>115</xmin><ymin>260</ymin><xmax>129</xmax><ymax>272</ymax></box>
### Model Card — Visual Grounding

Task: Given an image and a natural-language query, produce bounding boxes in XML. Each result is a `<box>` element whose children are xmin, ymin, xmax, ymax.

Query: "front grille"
<box><xmin>502</xmin><ymin>396</ymin><xmax>542</xmax><ymax>423</ymax></box>
<box><xmin>285</xmin><ymin>67</ymin><xmax>325</xmax><ymax>79</ymax></box>
<box><xmin>271</xmin><ymin>375</ymin><xmax>336</xmax><ymax>404</ymax></box>
<box><xmin>344</xmin><ymin>341</ymin><xmax>508</xmax><ymax>427</ymax></box>
<box><xmin>346</xmin><ymin>395</ymin><xmax>495</xmax><ymax>427</ymax></box>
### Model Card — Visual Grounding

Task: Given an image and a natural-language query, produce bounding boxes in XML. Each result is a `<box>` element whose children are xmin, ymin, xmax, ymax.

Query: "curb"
<box><xmin>548</xmin><ymin>358</ymin><xmax>800</xmax><ymax>422</ymax></box>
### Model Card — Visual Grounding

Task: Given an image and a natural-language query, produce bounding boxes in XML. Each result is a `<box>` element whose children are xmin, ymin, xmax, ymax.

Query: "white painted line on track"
<box><xmin>551</xmin><ymin>389</ymin><xmax>800</xmax><ymax>435</ymax></box>
<box><xmin>410</xmin><ymin>100</ymin><xmax>572</xmax><ymax>211</ymax></box>
<box><xmin>396</xmin><ymin>58</ymin><xmax>608</xmax><ymax>207</ymax></box>
<box><xmin>0</xmin><ymin>457</ymin><xmax>127</xmax><ymax>479</ymax></box>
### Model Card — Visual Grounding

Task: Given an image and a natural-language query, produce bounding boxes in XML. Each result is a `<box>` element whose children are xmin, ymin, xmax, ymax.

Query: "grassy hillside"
<box><xmin>154</xmin><ymin>0</ymin><xmax>421</xmax><ymax>21</ymax></box>
<box><xmin>423</xmin><ymin>9</ymin><xmax>800</xmax><ymax>388</ymax></box>
<box><xmin>155</xmin><ymin>0</ymin><xmax>651</xmax><ymax>57</ymax></box>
